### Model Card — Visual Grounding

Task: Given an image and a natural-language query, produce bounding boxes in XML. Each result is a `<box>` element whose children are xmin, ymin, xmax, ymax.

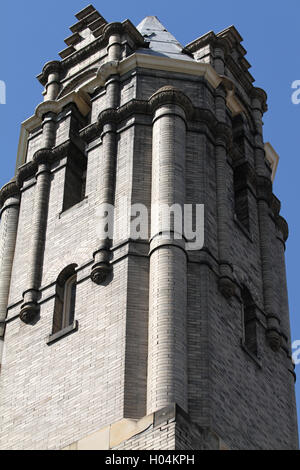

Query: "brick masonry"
<box><xmin>0</xmin><ymin>7</ymin><xmax>298</xmax><ymax>450</ymax></box>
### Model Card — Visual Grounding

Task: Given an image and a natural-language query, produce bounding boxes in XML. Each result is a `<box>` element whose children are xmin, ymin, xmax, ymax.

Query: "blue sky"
<box><xmin>1</xmin><ymin>0</ymin><xmax>300</xmax><ymax>433</ymax></box>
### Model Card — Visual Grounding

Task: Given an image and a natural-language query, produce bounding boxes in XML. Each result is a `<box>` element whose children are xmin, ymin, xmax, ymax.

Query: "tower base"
<box><xmin>63</xmin><ymin>405</ymin><xmax>229</xmax><ymax>451</ymax></box>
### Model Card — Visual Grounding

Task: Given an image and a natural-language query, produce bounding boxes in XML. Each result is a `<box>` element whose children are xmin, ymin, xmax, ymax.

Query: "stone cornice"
<box><xmin>0</xmin><ymin>179</ymin><xmax>20</xmax><ymax>209</ymax></box>
<box><xmin>19</xmin><ymin>53</ymin><xmax>249</xmax><ymax>171</ymax></box>
<box><xmin>184</xmin><ymin>31</ymin><xmax>230</xmax><ymax>56</ymax></box>
<box><xmin>80</xmin><ymin>90</ymin><xmax>228</xmax><ymax>145</ymax></box>
<box><xmin>185</xmin><ymin>28</ymin><xmax>255</xmax><ymax>93</ymax></box>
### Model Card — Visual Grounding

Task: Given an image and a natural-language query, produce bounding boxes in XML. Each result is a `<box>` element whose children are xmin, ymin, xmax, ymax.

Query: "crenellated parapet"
<box><xmin>37</xmin><ymin>6</ymin><xmax>146</xmax><ymax>102</ymax></box>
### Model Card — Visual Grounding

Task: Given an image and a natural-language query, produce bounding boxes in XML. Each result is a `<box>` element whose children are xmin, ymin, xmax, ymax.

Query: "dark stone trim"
<box><xmin>80</xmin><ymin>90</ymin><xmax>230</xmax><ymax>147</ymax></box>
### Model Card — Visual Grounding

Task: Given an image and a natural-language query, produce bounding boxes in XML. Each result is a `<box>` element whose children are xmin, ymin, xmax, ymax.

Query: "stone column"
<box><xmin>20</xmin><ymin>114</ymin><xmax>56</xmax><ymax>324</ymax></box>
<box><xmin>43</xmin><ymin>62</ymin><xmax>61</xmax><ymax>102</ymax></box>
<box><xmin>214</xmin><ymin>46</ymin><xmax>226</xmax><ymax>76</ymax></box>
<box><xmin>105</xmin><ymin>27</ymin><xmax>121</xmax><ymax>109</ymax></box>
<box><xmin>276</xmin><ymin>217</ymin><xmax>291</xmax><ymax>352</ymax></box>
<box><xmin>215</xmin><ymin>84</ymin><xmax>235</xmax><ymax>298</ymax></box>
<box><xmin>107</xmin><ymin>30</ymin><xmax>121</xmax><ymax>61</ymax></box>
<box><xmin>106</xmin><ymin>75</ymin><xmax>120</xmax><ymax>109</ymax></box>
<box><xmin>147</xmin><ymin>93</ymin><xmax>188</xmax><ymax>414</ymax></box>
<box><xmin>252</xmin><ymin>89</ymin><xmax>269</xmax><ymax>178</ymax></box>
<box><xmin>0</xmin><ymin>180</ymin><xmax>20</xmax><ymax>364</ymax></box>
<box><xmin>91</xmin><ymin>113</ymin><xmax>117</xmax><ymax>285</ymax></box>
<box><xmin>252</xmin><ymin>89</ymin><xmax>281</xmax><ymax>351</ymax></box>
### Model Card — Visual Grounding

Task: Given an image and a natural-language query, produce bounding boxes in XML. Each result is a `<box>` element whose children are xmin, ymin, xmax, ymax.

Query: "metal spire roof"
<box><xmin>136</xmin><ymin>16</ymin><xmax>194</xmax><ymax>61</ymax></box>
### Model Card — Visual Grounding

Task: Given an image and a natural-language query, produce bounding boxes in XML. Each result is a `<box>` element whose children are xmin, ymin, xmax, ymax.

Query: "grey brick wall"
<box><xmin>0</xmin><ymin>9</ymin><xmax>298</xmax><ymax>451</ymax></box>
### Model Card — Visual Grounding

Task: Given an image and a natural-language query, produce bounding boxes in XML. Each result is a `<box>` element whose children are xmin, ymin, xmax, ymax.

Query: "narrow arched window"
<box><xmin>241</xmin><ymin>286</ymin><xmax>258</xmax><ymax>356</ymax></box>
<box><xmin>62</xmin><ymin>274</ymin><xmax>77</xmax><ymax>328</ymax></box>
<box><xmin>52</xmin><ymin>265</ymin><xmax>78</xmax><ymax>335</ymax></box>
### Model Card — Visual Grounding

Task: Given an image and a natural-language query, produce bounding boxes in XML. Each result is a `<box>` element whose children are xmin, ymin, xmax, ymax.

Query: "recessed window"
<box><xmin>234</xmin><ymin>168</ymin><xmax>250</xmax><ymax>232</ymax></box>
<box><xmin>62</xmin><ymin>153</ymin><xmax>87</xmax><ymax>212</ymax></box>
<box><xmin>241</xmin><ymin>286</ymin><xmax>258</xmax><ymax>357</ymax></box>
<box><xmin>52</xmin><ymin>265</ymin><xmax>78</xmax><ymax>335</ymax></box>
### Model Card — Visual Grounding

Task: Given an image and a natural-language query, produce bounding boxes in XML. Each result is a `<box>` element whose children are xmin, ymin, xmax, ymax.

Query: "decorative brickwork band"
<box><xmin>147</xmin><ymin>89</ymin><xmax>188</xmax><ymax>415</ymax></box>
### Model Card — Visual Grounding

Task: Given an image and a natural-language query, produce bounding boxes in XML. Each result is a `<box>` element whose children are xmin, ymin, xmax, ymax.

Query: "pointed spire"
<box><xmin>136</xmin><ymin>16</ymin><xmax>193</xmax><ymax>61</ymax></box>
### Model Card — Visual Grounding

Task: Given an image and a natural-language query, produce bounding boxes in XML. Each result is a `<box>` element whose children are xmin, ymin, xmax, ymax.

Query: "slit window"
<box><xmin>241</xmin><ymin>287</ymin><xmax>258</xmax><ymax>356</ymax></box>
<box><xmin>234</xmin><ymin>167</ymin><xmax>250</xmax><ymax>231</ymax></box>
<box><xmin>53</xmin><ymin>265</ymin><xmax>78</xmax><ymax>334</ymax></box>
<box><xmin>62</xmin><ymin>152</ymin><xmax>87</xmax><ymax>212</ymax></box>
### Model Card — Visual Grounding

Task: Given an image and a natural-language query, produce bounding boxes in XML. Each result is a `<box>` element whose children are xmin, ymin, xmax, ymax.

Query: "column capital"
<box><xmin>251</xmin><ymin>87</ymin><xmax>268</xmax><ymax>113</ymax></box>
<box><xmin>149</xmin><ymin>86</ymin><xmax>194</xmax><ymax>119</ymax></box>
<box><xmin>98</xmin><ymin>108</ymin><xmax>118</xmax><ymax>129</ymax></box>
<box><xmin>0</xmin><ymin>179</ymin><xmax>20</xmax><ymax>210</ymax></box>
<box><xmin>38</xmin><ymin>61</ymin><xmax>61</xmax><ymax>87</ymax></box>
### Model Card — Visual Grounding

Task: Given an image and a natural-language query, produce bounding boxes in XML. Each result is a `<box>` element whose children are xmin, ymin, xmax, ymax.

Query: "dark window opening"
<box><xmin>234</xmin><ymin>186</ymin><xmax>250</xmax><ymax>231</ymax></box>
<box><xmin>233</xmin><ymin>164</ymin><xmax>250</xmax><ymax>232</ymax></box>
<box><xmin>241</xmin><ymin>286</ymin><xmax>258</xmax><ymax>356</ymax></box>
<box><xmin>62</xmin><ymin>152</ymin><xmax>87</xmax><ymax>212</ymax></box>
<box><xmin>52</xmin><ymin>264</ymin><xmax>78</xmax><ymax>335</ymax></box>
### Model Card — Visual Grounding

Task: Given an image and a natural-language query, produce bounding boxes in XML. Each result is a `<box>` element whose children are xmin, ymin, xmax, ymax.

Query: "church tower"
<box><xmin>0</xmin><ymin>5</ymin><xmax>298</xmax><ymax>450</ymax></box>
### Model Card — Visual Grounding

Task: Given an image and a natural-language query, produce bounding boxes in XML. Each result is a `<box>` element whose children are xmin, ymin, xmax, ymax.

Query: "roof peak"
<box><xmin>137</xmin><ymin>16</ymin><xmax>167</xmax><ymax>33</ymax></box>
<box><xmin>136</xmin><ymin>15</ymin><xmax>193</xmax><ymax>62</ymax></box>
